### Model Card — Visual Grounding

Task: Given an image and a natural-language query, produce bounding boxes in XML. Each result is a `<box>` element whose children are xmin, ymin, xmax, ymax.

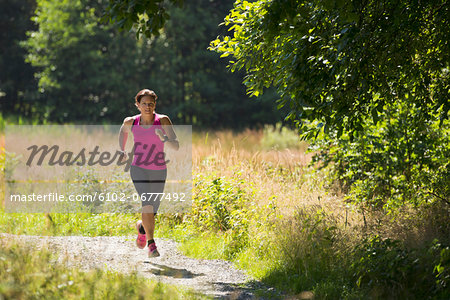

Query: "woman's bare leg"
<box><xmin>141</xmin><ymin>205</ymin><xmax>155</xmax><ymax>242</ymax></box>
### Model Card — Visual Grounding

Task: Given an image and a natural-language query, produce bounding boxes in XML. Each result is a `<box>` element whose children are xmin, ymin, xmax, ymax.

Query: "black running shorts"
<box><xmin>130</xmin><ymin>165</ymin><xmax>167</xmax><ymax>213</ymax></box>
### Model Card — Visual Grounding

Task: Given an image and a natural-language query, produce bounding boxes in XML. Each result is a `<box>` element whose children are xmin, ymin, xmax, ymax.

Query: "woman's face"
<box><xmin>137</xmin><ymin>96</ymin><xmax>156</xmax><ymax>115</ymax></box>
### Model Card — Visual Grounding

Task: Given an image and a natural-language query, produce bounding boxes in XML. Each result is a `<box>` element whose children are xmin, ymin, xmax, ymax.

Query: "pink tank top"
<box><xmin>131</xmin><ymin>113</ymin><xmax>167</xmax><ymax>170</ymax></box>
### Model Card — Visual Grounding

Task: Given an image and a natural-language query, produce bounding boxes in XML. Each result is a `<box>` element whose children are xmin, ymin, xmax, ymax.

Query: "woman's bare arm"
<box><xmin>159</xmin><ymin>115</ymin><xmax>179</xmax><ymax>150</ymax></box>
<box><xmin>118</xmin><ymin>117</ymin><xmax>134</xmax><ymax>162</ymax></box>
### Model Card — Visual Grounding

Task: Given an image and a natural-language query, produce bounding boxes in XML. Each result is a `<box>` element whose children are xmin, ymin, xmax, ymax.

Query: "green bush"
<box><xmin>351</xmin><ymin>236</ymin><xmax>450</xmax><ymax>299</ymax></box>
<box><xmin>311</xmin><ymin>101</ymin><xmax>450</xmax><ymax>212</ymax></box>
<box><xmin>352</xmin><ymin>236</ymin><xmax>411</xmax><ymax>293</ymax></box>
<box><xmin>431</xmin><ymin>240</ymin><xmax>450</xmax><ymax>296</ymax></box>
<box><xmin>187</xmin><ymin>174</ymin><xmax>255</xmax><ymax>258</ymax></box>
<box><xmin>250</xmin><ymin>206</ymin><xmax>450</xmax><ymax>299</ymax></box>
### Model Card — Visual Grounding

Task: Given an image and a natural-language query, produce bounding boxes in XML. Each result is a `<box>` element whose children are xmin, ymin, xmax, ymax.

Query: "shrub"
<box><xmin>351</xmin><ymin>236</ymin><xmax>450</xmax><ymax>299</ymax></box>
<box><xmin>310</xmin><ymin>101</ymin><xmax>449</xmax><ymax>212</ymax></box>
<box><xmin>187</xmin><ymin>174</ymin><xmax>255</xmax><ymax>257</ymax></box>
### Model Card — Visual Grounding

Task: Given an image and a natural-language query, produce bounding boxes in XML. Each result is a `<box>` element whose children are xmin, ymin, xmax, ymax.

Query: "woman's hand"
<box><xmin>118</xmin><ymin>151</ymin><xmax>128</xmax><ymax>164</ymax></box>
<box><xmin>155</xmin><ymin>128</ymin><xmax>167</xmax><ymax>142</ymax></box>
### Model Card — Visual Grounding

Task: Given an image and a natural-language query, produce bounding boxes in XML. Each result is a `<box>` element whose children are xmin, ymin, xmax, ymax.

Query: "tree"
<box><xmin>208</xmin><ymin>0</ymin><xmax>449</xmax><ymax>209</ymax></box>
<box><xmin>143</xmin><ymin>0</ymin><xmax>284</xmax><ymax>128</ymax></box>
<box><xmin>23</xmin><ymin>0</ymin><xmax>155</xmax><ymax>122</ymax></box>
<box><xmin>210</xmin><ymin>0</ymin><xmax>449</xmax><ymax>137</ymax></box>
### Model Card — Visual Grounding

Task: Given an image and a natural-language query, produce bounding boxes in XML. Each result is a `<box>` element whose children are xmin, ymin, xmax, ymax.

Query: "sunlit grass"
<box><xmin>0</xmin><ymin>210</ymin><xmax>139</xmax><ymax>236</ymax></box>
<box><xmin>0</xmin><ymin>239</ymin><xmax>207</xmax><ymax>299</ymax></box>
<box><xmin>192</xmin><ymin>127</ymin><xmax>355</xmax><ymax>220</ymax></box>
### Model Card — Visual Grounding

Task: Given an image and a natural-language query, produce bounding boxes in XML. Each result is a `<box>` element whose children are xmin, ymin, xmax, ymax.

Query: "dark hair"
<box><xmin>135</xmin><ymin>89</ymin><xmax>158</xmax><ymax>103</ymax></box>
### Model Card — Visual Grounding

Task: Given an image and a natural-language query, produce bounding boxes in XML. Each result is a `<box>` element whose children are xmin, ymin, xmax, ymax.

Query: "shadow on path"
<box><xmin>143</xmin><ymin>262</ymin><xmax>283</xmax><ymax>299</ymax></box>
<box><xmin>209</xmin><ymin>280</ymin><xmax>283</xmax><ymax>300</ymax></box>
<box><xmin>144</xmin><ymin>262</ymin><xmax>205</xmax><ymax>279</ymax></box>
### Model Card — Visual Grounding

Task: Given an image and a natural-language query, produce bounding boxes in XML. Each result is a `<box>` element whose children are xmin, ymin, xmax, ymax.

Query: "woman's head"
<box><xmin>135</xmin><ymin>89</ymin><xmax>158</xmax><ymax>103</ymax></box>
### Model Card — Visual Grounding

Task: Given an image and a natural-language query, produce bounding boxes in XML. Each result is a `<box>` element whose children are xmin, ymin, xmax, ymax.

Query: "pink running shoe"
<box><xmin>148</xmin><ymin>242</ymin><xmax>160</xmax><ymax>258</ymax></box>
<box><xmin>135</xmin><ymin>220</ymin><xmax>146</xmax><ymax>249</ymax></box>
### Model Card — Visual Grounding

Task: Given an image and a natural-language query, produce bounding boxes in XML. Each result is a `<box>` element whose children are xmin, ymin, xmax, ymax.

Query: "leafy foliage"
<box><xmin>351</xmin><ymin>236</ymin><xmax>450</xmax><ymax>299</ymax></box>
<box><xmin>352</xmin><ymin>236</ymin><xmax>410</xmax><ymax>292</ymax></box>
<box><xmin>101</xmin><ymin>0</ymin><xmax>183</xmax><ymax>38</ymax></box>
<box><xmin>22</xmin><ymin>0</ymin><xmax>149</xmax><ymax>122</ymax></box>
<box><xmin>137</xmin><ymin>0</ymin><xmax>284</xmax><ymax>127</ymax></box>
<box><xmin>431</xmin><ymin>240</ymin><xmax>450</xmax><ymax>295</ymax></box>
<box><xmin>188</xmin><ymin>174</ymin><xmax>255</xmax><ymax>256</ymax></box>
<box><xmin>210</xmin><ymin>0</ymin><xmax>449</xmax><ymax>137</ymax></box>
<box><xmin>311</xmin><ymin>101</ymin><xmax>450</xmax><ymax>210</ymax></box>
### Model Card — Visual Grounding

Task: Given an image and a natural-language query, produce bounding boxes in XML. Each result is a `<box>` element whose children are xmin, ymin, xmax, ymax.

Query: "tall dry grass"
<box><xmin>191</xmin><ymin>129</ymin><xmax>446</xmax><ymax>244</ymax></box>
<box><xmin>192</xmin><ymin>129</ymin><xmax>355</xmax><ymax>220</ymax></box>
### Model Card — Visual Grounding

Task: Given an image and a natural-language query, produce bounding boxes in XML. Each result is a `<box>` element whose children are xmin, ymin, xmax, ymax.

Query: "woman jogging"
<box><xmin>118</xmin><ymin>89</ymin><xmax>179</xmax><ymax>257</ymax></box>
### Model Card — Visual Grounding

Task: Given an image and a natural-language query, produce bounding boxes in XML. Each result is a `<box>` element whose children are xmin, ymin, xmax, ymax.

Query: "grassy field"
<box><xmin>1</xmin><ymin>121</ymin><xmax>449</xmax><ymax>299</ymax></box>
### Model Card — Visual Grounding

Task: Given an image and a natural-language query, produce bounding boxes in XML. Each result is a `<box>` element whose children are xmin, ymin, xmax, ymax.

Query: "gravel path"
<box><xmin>0</xmin><ymin>234</ymin><xmax>280</xmax><ymax>299</ymax></box>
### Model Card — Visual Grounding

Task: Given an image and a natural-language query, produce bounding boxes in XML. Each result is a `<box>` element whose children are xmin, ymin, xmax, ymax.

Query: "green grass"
<box><xmin>156</xmin><ymin>223</ymin><xmax>227</xmax><ymax>260</ymax></box>
<box><xmin>0</xmin><ymin>206</ymin><xmax>139</xmax><ymax>237</ymax></box>
<box><xmin>0</xmin><ymin>240</ymin><xmax>207</xmax><ymax>299</ymax></box>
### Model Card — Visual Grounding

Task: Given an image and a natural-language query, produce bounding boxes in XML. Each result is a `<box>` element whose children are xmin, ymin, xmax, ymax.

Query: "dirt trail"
<box><xmin>1</xmin><ymin>234</ymin><xmax>280</xmax><ymax>299</ymax></box>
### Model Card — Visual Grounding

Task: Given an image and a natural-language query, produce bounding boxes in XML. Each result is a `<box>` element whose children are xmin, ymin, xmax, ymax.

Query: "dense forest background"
<box><xmin>0</xmin><ymin>0</ymin><xmax>284</xmax><ymax>128</ymax></box>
